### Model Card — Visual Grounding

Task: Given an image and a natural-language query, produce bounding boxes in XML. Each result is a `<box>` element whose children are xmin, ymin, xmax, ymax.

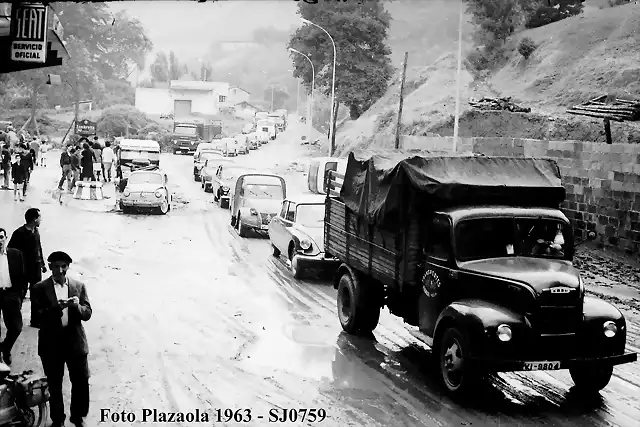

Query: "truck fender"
<box><xmin>333</xmin><ymin>263</ymin><xmax>359</xmax><ymax>290</ymax></box>
<box><xmin>583</xmin><ymin>296</ymin><xmax>624</xmax><ymax>323</ymax></box>
<box><xmin>433</xmin><ymin>299</ymin><xmax>524</xmax><ymax>357</ymax></box>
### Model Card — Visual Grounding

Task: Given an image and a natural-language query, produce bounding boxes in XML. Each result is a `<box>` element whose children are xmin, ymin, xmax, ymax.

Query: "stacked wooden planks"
<box><xmin>566</xmin><ymin>95</ymin><xmax>640</xmax><ymax>122</ymax></box>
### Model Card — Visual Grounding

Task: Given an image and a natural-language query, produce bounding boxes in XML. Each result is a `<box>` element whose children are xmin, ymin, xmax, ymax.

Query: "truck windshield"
<box><xmin>244</xmin><ymin>184</ymin><xmax>282</xmax><ymax>199</ymax></box>
<box><xmin>295</xmin><ymin>204</ymin><xmax>325</xmax><ymax>228</ymax></box>
<box><xmin>175</xmin><ymin>126</ymin><xmax>197</xmax><ymax>136</ymax></box>
<box><xmin>456</xmin><ymin>217</ymin><xmax>570</xmax><ymax>262</ymax></box>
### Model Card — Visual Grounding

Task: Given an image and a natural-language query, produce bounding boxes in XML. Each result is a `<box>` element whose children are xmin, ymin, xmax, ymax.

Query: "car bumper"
<box><xmin>295</xmin><ymin>252</ymin><xmax>340</xmax><ymax>268</ymax></box>
<box><xmin>121</xmin><ymin>198</ymin><xmax>164</xmax><ymax>208</ymax></box>
<box><xmin>472</xmin><ymin>351</ymin><xmax>637</xmax><ymax>372</ymax></box>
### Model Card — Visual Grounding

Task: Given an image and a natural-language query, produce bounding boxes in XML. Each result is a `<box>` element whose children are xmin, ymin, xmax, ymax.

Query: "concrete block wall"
<box><xmin>398</xmin><ymin>136</ymin><xmax>640</xmax><ymax>256</ymax></box>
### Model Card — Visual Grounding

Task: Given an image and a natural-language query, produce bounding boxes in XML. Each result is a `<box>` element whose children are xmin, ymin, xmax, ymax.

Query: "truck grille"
<box><xmin>530</xmin><ymin>306</ymin><xmax>582</xmax><ymax>335</ymax></box>
<box><xmin>260</xmin><ymin>213</ymin><xmax>276</xmax><ymax>225</ymax></box>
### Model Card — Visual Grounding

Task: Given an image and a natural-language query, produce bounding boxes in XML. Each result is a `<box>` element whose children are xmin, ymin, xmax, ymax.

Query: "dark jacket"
<box><xmin>31</xmin><ymin>276</ymin><xmax>92</xmax><ymax>357</ymax></box>
<box><xmin>0</xmin><ymin>147</ymin><xmax>9</xmax><ymax>166</ymax></box>
<box><xmin>7</xmin><ymin>225</ymin><xmax>44</xmax><ymax>271</ymax></box>
<box><xmin>70</xmin><ymin>152</ymin><xmax>80</xmax><ymax>170</ymax></box>
<box><xmin>60</xmin><ymin>151</ymin><xmax>71</xmax><ymax>167</ymax></box>
<box><xmin>5</xmin><ymin>248</ymin><xmax>27</xmax><ymax>295</ymax></box>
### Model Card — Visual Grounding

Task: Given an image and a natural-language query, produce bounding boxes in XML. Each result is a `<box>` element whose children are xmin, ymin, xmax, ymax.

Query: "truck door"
<box><xmin>418</xmin><ymin>214</ymin><xmax>455</xmax><ymax>336</ymax></box>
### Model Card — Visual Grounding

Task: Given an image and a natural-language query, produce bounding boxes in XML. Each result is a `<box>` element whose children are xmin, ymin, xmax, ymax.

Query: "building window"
<box><xmin>219</xmin><ymin>95</ymin><xmax>226</xmax><ymax>103</ymax></box>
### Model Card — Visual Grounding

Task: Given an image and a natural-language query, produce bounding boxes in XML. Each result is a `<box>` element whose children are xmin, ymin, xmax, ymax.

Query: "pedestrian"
<box><xmin>6</xmin><ymin>127</ymin><xmax>18</xmax><ymax>150</ymax></box>
<box><xmin>101</xmin><ymin>141</ymin><xmax>114</xmax><ymax>182</ymax></box>
<box><xmin>30</xmin><ymin>136</ymin><xmax>40</xmax><ymax>168</ymax></box>
<box><xmin>7</xmin><ymin>208</ymin><xmax>46</xmax><ymax>327</ymax></box>
<box><xmin>10</xmin><ymin>149</ymin><xmax>26</xmax><ymax>202</ymax></box>
<box><xmin>0</xmin><ymin>143</ymin><xmax>10</xmax><ymax>189</ymax></box>
<box><xmin>80</xmin><ymin>143</ymin><xmax>95</xmax><ymax>182</ymax></box>
<box><xmin>32</xmin><ymin>251</ymin><xmax>91</xmax><ymax>427</ymax></box>
<box><xmin>69</xmin><ymin>147</ymin><xmax>80</xmax><ymax>191</ymax></box>
<box><xmin>58</xmin><ymin>145</ymin><xmax>73</xmax><ymax>191</ymax></box>
<box><xmin>92</xmin><ymin>140</ymin><xmax>102</xmax><ymax>181</ymax></box>
<box><xmin>39</xmin><ymin>136</ymin><xmax>49</xmax><ymax>167</ymax></box>
<box><xmin>0</xmin><ymin>227</ymin><xmax>27</xmax><ymax>365</ymax></box>
<box><xmin>20</xmin><ymin>143</ymin><xmax>34</xmax><ymax>196</ymax></box>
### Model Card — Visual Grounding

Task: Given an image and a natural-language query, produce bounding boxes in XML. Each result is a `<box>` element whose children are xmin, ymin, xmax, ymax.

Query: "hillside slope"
<box><xmin>336</xmin><ymin>1</ymin><xmax>640</xmax><ymax>154</ymax></box>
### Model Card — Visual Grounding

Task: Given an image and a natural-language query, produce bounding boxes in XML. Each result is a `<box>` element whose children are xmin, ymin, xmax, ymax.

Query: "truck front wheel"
<box><xmin>569</xmin><ymin>364</ymin><xmax>613</xmax><ymax>392</ymax></box>
<box><xmin>438</xmin><ymin>327</ymin><xmax>480</xmax><ymax>395</ymax></box>
<box><xmin>337</xmin><ymin>272</ymin><xmax>380</xmax><ymax>336</ymax></box>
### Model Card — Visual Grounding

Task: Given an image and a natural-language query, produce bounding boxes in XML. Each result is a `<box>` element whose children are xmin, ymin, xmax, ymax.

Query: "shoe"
<box><xmin>1</xmin><ymin>348</ymin><xmax>11</xmax><ymax>365</ymax></box>
<box><xmin>50</xmin><ymin>422</ymin><xmax>65</xmax><ymax>427</ymax></box>
<box><xmin>70</xmin><ymin>417</ymin><xmax>84</xmax><ymax>427</ymax></box>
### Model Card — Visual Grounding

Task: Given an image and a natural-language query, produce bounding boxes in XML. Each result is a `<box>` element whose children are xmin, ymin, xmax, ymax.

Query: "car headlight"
<box><xmin>578</xmin><ymin>275</ymin><xmax>585</xmax><ymax>299</ymax></box>
<box><xmin>496</xmin><ymin>324</ymin><xmax>512</xmax><ymax>342</ymax></box>
<box><xmin>155</xmin><ymin>190</ymin><xmax>162</xmax><ymax>198</ymax></box>
<box><xmin>299</xmin><ymin>239</ymin><xmax>312</xmax><ymax>250</ymax></box>
<box><xmin>249</xmin><ymin>208</ymin><xmax>258</xmax><ymax>215</ymax></box>
<box><xmin>123</xmin><ymin>189</ymin><xmax>130</xmax><ymax>197</ymax></box>
<box><xmin>603</xmin><ymin>321</ymin><xmax>617</xmax><ymax>338</ymax></box>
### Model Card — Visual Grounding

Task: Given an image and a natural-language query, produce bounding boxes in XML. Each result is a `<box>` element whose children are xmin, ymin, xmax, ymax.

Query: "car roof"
<box><xmin>285</xmin><ymin>194</ymin><xmax>326</xmax><ymax>205</ymax></box>
<box><xmin>119</xmin><ymin>139</ymin><xmax>160</xmax><ymax>150</ymax></box>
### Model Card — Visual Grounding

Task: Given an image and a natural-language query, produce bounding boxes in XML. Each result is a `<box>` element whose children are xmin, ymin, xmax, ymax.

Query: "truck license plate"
<box><xmin>523</xmin><ymin>361</ymin><xmax>561</xmax><ymax>371</ymax></box>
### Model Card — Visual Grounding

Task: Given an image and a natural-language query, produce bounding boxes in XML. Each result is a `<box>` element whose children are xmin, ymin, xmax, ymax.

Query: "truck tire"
<box><xmin>437</xmin><ymin>326</ymin><xmax>481</xmax><ymax>395</ymax></box>
<box><xmin>337</xmin><ymin>272</ymin><xmax>380</xmax><ymax>336</ymax></box>
<box><xmin>569</xmin><ymin>364</ymin><xmax>613</xmax><ymax>392</ymax></box>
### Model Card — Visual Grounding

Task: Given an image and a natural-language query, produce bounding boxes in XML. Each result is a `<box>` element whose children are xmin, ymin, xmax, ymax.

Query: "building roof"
<box><xmin>235</xmin><ymin>101</ymin><xmax>258</xmax><ymax>109</ymax></box>
<box><xmin>170</xmin><ymin>80</ymin><xmax>230</xmax><ymax>92</ymax></box>
<box><xmin>231</xmin><ymin>86</ymin><xmax>251</xmax><ymax>95</ymax></box>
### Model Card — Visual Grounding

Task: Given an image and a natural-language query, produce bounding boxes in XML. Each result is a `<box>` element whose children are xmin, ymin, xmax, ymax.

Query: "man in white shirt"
<box><xmin>31</xmin><ymin>251</ymin><xmax>91</xmax><ymax>427</ymax></box>
<box><xmin>0</xmin><ymin>227</ymin><xmax>27</xmax><ymax>365</ymax></box>
<box><xmin>101</xmin><ymin>141</ymin><xmax>115</xmax><ymax>182</ymax></box>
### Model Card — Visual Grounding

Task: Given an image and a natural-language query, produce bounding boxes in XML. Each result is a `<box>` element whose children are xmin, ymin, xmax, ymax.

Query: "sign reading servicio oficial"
<box><xmin>10</xmin><ymin>3</ymin><xmax>49</xmax><ymax>63</ymax></box>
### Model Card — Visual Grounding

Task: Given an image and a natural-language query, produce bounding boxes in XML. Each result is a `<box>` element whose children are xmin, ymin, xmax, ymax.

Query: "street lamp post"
<box><xmin>453</xmin><ymin>0</ymin><xmax>464</xmax><ymax>153</ymax></box>
<box><xmin>301</xmin><ymin>18</ymin><xmax>336</xmax><ymax>156</ymax></box>
<box><xmin>288</xmin><ymin>47</ymin><xmax>315</xmax><ymax>134</ymax></box>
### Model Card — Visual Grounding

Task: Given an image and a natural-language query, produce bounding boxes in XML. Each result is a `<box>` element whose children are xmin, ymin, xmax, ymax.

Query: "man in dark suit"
<box><xmin>32</xmin><ymin>251</ymin><xmax>91</xmax><ymax>427</ymax></box>
<box><xmin>0</xmin><ymin>227</ymin><xmax>27</xmax><ymax>365</ymax></box>
<box><xmin>8</xmin><ymin>207</ymin><xmax>46</xmax><ymax>327</ymax></box>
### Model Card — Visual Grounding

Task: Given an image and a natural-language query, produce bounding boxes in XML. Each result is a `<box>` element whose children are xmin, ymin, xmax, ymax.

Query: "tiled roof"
<box><xmin>170</xmin><ymin>80</ymin><xmax>230</xmax><ymax>91</ymax></box>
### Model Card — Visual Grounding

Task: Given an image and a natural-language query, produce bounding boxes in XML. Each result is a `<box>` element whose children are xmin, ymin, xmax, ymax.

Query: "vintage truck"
<box><xmin>171</xmin><ymin>118</ymin><xmax>223</xmax><ymax>154</ymax></box>
<box><xmin>324</xmin><ymin>153</ymin><xmax>637</xmax><ymax>395</ymax></box>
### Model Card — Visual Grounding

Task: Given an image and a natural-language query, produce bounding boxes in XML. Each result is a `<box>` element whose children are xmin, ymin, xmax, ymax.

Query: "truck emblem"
<box><xmin>422</xmin><ymin>270</ymin><xmax>441</xmax><ymax>298</ymax></box>
<box><xmin>549</xmin><ymin>287</ymin><xmax>572</xmax><ymax>294</ymax></box>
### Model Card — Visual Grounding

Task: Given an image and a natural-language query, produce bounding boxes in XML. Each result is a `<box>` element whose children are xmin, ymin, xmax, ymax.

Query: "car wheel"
<box><xmin>194</xmin><ymin>173</ymin><xmax>201</xmax><ymax>182</ymax></box>
<box><xmin>205</xmin><ymin>183</ymin><xmax>213</xmax><ymax>193</ymax></box>
<box><xmin>289</xmin><ymin>248</ymin><xmax>302</xmax><ymax>280</ymax></box>
<box><xmin>201</xmin><ymin>179</ymin><xmax>204</xmax><ymax>189</ymax></box>
<box><xmin>438</xmin><ymin>327</ymin><xmax>481</xmax><ymax>395</ymax></box>
<box><xmin>237</xmin><ymin>215</ymin><xmax>248</xmax><ymax>237</ymax></box>
<box><xmin>158</xmin><ymin>199</ymin><xmax>169</xmax><ymax>215</ymax></box>
<box><xmin>272</xmin><ymin>244</ymin><xmax>281</xmax><ymax>257</ymax></box>
<box><xmin>569</xmin><ymin>364</ymin><xmax>613</xmax><ymax>393</ymax></box>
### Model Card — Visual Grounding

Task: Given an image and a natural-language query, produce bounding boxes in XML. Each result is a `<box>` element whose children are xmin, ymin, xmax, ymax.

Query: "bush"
<box><xmin>466</xmin><ymin>46</ymin><xmax>509</xmax><ymax>72</ymax></box>
<box><xmin>518</xmin><ymin>37</ymin><xmax>538</xmax><ymax>59</ymax></box>
<box><xmin>525</xmin><ymin>1</ymin><xmax>584</xmax><ymax>29</ymax></box>
<box><xmin>96</xmin><ymin>104</ymin><xmax>157</xmax><ymax>138</ymax></box>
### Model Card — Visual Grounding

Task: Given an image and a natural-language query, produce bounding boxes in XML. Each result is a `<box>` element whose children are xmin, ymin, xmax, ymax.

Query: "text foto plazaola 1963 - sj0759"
<box><xmin>100</xmin><ymin>408</ymin><xmax>329</xmax><ymax>423</ymax></box>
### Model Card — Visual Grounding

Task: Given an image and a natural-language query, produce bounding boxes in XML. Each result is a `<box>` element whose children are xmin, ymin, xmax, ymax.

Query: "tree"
<box><xmin>464</xmin><ymin>0</ymin><xmax>523</xmax><ymax>50</ymax></box>
<box><xmin>287</xmin><ymin>0</ymin><xmax>394</xmax><ymax>120</ymax></box>
<box><xmin>169</xmin><ymin>51</ymin><xmax>183</xmax><ymax>81</ymax></box>
<box><xmin>150</xmin><ymin>52</ymin><xmax>170</xmax><ymax>83</ymax></box>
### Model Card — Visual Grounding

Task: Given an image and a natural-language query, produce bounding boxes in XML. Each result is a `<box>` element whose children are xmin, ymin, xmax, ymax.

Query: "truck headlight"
<box><xmin>603</xmin><ymin>321</ymin><xmax>617</xmax><ymax>338</ymax></box>
<box><xmin>123</xmin><ymin>189</ymin><xmax>130</xmax><ymax>197</ymax></box>
<box><xmin>249</xmin><ymin>208</ymin><xmax>258</xmax><ymax>215</ymax></box>
<box><xmin>496</xmin><ymin>324</ymin><xmax>512</xmax><ymax>342</ymax></box>
<box><xmin>155</xmin><ymin>190</ymin><xmax>162</xmax><ymax>198</ymax></box>
<box><xmin>299</xmin><ymin>239</ymin><xmax>312</xmax><ymax>250</ymax></box>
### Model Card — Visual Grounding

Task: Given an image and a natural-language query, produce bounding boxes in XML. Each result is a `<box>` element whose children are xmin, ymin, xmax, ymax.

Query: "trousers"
<box><xmin>0</xmin><ymin>289</ymin><xmax>23</xmax><ymax>354</ymax></box>
<box><xmin>41</xmin><ymin>351</ymin><xmax>90</xmax><ymax>424</ymax></box>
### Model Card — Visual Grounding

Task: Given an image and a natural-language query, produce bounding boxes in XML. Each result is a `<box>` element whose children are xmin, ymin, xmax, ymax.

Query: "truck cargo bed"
<box><xmin>325</xmin><ymin>196</ymin><xmax>421</xmax><ymax>290</ymax></box>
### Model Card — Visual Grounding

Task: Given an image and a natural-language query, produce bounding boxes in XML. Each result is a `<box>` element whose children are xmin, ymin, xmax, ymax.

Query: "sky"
<box><xmin>107</xmin><ymin>0</ymin><xmax>300</xmax><ymax>81</ymax></box>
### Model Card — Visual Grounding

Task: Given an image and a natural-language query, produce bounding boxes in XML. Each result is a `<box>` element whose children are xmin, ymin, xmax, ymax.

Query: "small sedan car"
<box><xmin>230</xmin><ymin>174</ymin><xmax>286</xmax><ymax>238</ymax></box>
<box><xmin>119</xmin><ymin>169</ymin><xmax>172</xmax><ymax>215</ymax></box>
<box><xmin>193</xmin><ymin>149</ymin><xmax>224</xmax><ymax>181</ymax></box>
<box><xmin>269</xmin><ymin>195</ymin><xmax>339</xmax><ymax>279</ymax></box>
<box><xmin>234</xmin><ymin>134</ymin><xmax>250</xmax><ymax>155</ymax></box>
<box><xmin>216</xmin><ymin>138</ymin><xmax>237</xmax><ymax>157</ymax></box>
<box><xmin>245</xmin><ymin>133</ymin><xmax>259</xmax><ymax>150</ymax></box>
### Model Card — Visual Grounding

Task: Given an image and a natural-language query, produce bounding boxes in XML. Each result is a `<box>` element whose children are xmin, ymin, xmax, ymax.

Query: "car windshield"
<box><xmin>175</xmin><ymin>126</ymin><xmax>197</xmax><ymax>136</ymax></box>
<box><xmin>128</xmin><ymin>173</ymin><xmax>163</xmax><ymax>185</ymax></box>
<box><xmin>296</xmin><ymin>204</ymin><xmax>325</xmax><ymax>228</ymax></box>
<box><xmin>201</xmin><ymin>153</ymin><xmax>221</xmax><ymax>162</ymax></box>
<box><xmin>456</xmin><ymin>217</ymin><xmax>571</xmax><ymax>262</ymax></box>
<box><xmin>243</xmin><ymin>184</ymin><xmax>282</xmax><ymax>199</ymax></box>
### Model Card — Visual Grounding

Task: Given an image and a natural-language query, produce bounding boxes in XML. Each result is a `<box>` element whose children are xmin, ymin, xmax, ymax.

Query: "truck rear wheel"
<box><xmin>569</xmin><ymin>364</ymin><xmax>613</xmax><ymax>392</ymax></box>
<box><xmin>337</xmin><ymin>272</ymin><xmax>380</xmax><ymax>336</ymax></box>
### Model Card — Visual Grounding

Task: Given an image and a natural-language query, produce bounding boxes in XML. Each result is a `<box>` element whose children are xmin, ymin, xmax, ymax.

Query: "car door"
<box><xmin>279</xmin><ymin>201</ymin><xmax>297</xmax><ymax>251</ymax></box>
<box><xmin>270</xmin><ymin>201</ymin><xmax>289</xmax><ymax>252</ymax></box>
<box><xmin>214</xmin><ymin>164</ymin><xmax>224</xmax><ymax>194</ymax></box>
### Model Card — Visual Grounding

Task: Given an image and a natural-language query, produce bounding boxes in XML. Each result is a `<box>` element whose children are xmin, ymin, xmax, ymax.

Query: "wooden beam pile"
<box><xmin>469</xmin><ymin>97</ymin><xmax>531</xmax><ymax>113</ymax></box>
<box><xmin>566</xmin><ymin>95</ymin><xmax>640</xmax><ymax>122</ymax></box>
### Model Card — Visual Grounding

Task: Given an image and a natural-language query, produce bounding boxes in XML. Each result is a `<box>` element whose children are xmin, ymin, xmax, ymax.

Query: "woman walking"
<box><xmin>10</xmin><ymin>146</ymin><xmax>27</xmax><ymax>201</ymax></box>
<box><xmin>80</xmin><ymin>143</ymin><xmax>96</xmax><ymax>181</ymax></box>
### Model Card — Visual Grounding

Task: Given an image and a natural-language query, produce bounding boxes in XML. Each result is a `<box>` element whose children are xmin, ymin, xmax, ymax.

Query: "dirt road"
<box><xmin>1</xmin><ymin>125</ymin><xmax>639</xmax><ymax>426</ymax></box>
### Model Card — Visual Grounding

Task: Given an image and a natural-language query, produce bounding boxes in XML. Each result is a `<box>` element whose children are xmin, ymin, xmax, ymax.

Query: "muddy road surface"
<box><xmin>2</xmin><ymin>131</ymin><xmax>639</xmax><ymax>427</ymax></box>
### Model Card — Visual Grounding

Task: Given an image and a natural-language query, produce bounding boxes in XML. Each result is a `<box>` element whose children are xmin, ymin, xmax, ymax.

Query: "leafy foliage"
<box><xmin>169</xmin><ymin>52</ymin><xmax>184</xmax><ymax>80</ymax></box>
<box><xmin>524</xmin><ymin>1</ymin><xmax>585</xmax><ymax>28</ymax></box>
<box><xmin>518</xmin><ymin>37</ymin><xmax>537</xmax><ymax>59</ymax></box>
<box><xmin>287</xmin><ymin>0</ymin><xmax>394</xmax><ymax>120</ymax></box>
<box><xmin>96</xmin><ymin>104</ymin><xmax>156</xmax><ymax>137</ymax></box>
<box><xmin>150</xmin><ymin>52</ymin><xmax>170</xmax><ymax>82</ymax></box>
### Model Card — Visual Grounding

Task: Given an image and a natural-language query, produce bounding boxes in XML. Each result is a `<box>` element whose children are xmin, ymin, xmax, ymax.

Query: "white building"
<box><xmin>134</xmin><ymin>80</ymin><xmax>231</xmax><ymax>117</ymax></box>
<box><xmin>229</xmin><ymin>86</ymin><xmax>251</xmax><ymax>105</ymax></box>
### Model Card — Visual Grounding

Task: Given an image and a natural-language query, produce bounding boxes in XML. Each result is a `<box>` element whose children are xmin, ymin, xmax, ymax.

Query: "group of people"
<box><xmin>0</xmin><ymin>126</ymin><xmax>49</xmax><ymax>201</ymax></box>
<box><xmin>58</xmin><ymin>136</ymin><xmax>115</xmax><ymax>193</ymax></box>
<box><xmin>0</xmin><ymin>208</ymin><xmax>91</xmax><ymax>427</ymax></box>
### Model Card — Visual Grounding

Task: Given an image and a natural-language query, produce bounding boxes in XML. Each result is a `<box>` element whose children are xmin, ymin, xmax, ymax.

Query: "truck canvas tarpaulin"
<box><xmin>339</xmin><ymin>153</ymin><xmax>566</xmax><ymax>230</ymax></box>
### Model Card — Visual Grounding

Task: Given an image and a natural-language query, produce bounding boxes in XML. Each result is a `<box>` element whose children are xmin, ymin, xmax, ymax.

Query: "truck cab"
<box><xmin>172</xmin><ymin>121</ymin><xmax>201</xmax><ymax>155</ymax></box>
<box><xmin>324</xmin><ymin>153</ymin><xmax>637</xmax><ymax>396</ymax></box>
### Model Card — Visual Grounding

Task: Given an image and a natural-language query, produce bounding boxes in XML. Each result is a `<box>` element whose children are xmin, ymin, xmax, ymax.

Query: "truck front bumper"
<box><xmin>473</xmin><ymin>352</ymin><xmax>637</xmax><ymax>372</ymax></box>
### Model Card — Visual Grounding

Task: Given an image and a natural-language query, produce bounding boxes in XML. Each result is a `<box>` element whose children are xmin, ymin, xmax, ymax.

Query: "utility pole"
<box><xmin>271</xmin><ymin>86</ymin><xmax>274</xmax><ymax>112</ymax></box>
<box><xmin>395</xmin><ymin>52</ymin><xmax>409</xmax><ymax>150</ymax></box>
<box><xmin>296</xmin><ymin>79</ymin><xmax>300</xmax><ymax>116</ymax></box>
<box><xmin>74</xmin><ymin>80</ymin><xmax>80</xmax><ymax>133</ymax></box>
<box><xmin>31</xmin><ymin>81</ymin><xmax>37</xmax><ymax>136</ymax></box>
<box><xmin>452</xmin><ymin>0</ymin><xmax>464</xmax><ymax>153</ymax></box>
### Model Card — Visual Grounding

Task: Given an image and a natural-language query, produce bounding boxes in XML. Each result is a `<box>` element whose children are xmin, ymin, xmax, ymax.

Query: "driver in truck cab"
<box><xmin>522</xmin><ymin>221</ymin><xmax>566</xmax><ymax>257</ymax></box>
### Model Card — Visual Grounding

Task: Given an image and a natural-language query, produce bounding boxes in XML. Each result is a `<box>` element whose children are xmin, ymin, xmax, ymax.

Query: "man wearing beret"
<box><xmin>31</xmin><ymin>251</ymin><xmax>91</xmax><ymax>427</ymax></box>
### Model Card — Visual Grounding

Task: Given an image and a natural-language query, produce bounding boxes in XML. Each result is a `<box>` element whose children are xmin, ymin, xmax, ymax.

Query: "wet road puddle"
<box><xmin>239</xmin><ymin>319</ymin><xmax>339</xmax><ymax>381</ymax></box>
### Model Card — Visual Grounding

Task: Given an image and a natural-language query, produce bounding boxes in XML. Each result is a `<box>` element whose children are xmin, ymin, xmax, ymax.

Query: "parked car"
<box><xmin>119</xmin><ymin>169</ymin><xmax>172</xmax><ymax>215</ymax></box>
<box><xmin>230</xmin><ymin>174</ymin><xmax>286</xmax><ymax>238</ymax></box>
<box><xmin>234</xmin><ymin>134</ymin><xmax>250</xmax><ymax>154</ymax></box>
<box><xmin>215</xmin><ymin>138</ymin><xmax>237</xmax><ymax>157</ymax></box>
<box><xmin>204</xmin><ymin>163</ymin><xmax>252</xmax><ymax>209</ymax></box>
<box><xmin>245</xmin><ymin>132</ymin><xmax>259</xmax><ymax>150</ymax></box>
<box><xmin>256</xmin><ymin>119</ymin><xmax>276</xmax><ymax>141</ymax></box>
<box><xmin>307</xmin><ymin>156</ymin><xmax>348</xmax><ymax>194</ymax></box>
<box><xmin>193</xmin><ymin>144</ymin><xmax>224</xmax><ymax>181</ymax></box>
<box><xmin>269</xmin><ymin>195</ymin><xmax>340</xmax><ymax>279</ymax></box>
